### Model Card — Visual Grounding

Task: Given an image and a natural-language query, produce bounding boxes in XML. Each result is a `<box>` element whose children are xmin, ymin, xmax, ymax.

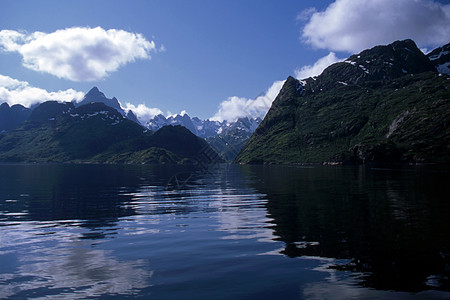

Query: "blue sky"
<box><xmin>1</xmin><ymin>0</ymin><xmax>449</xmax><ymax>122</ymax></box>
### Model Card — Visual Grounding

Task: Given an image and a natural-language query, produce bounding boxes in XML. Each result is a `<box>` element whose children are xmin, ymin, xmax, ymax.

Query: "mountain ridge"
<box><xmin>236</xmin><ymin>39</ymin><xmax>450</xmax><ymax>165</ymax></box>
<box><xmin>0</xmin><ymin>103</ymin><xmax>32</xmax><ymax>132</ymax></box>
<box><xmin>0</xmin><ymin>101</ymin><xmax>222</xmax><ymax>164</ymax></box>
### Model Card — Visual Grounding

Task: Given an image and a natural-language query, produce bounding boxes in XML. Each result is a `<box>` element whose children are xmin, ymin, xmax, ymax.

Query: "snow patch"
<box><xmin>436</xmin><ymin>62</ymin><xmax>450</xmax><ymax>75</ymax></box>
<box><xmin>429</xmin><ymin>50</ymin><xmax>449</xmax><ymax>61</ymax></box>
<box><xmin>358</xmin><ymin>64</ymin><xmax>370</xmax><ymax>74</ymax></box>
<box><xmin>345</xmin><ymin>60</ymin><xmax>356</xmax><ymax>66</ymax></box>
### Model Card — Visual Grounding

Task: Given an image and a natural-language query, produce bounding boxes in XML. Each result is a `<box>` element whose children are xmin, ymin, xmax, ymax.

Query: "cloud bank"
<box><xmin>0</xmin><ymin>27</ymin><xmax>156</xmax><ymax>81</ymax></box>
<box><xmin>210</xmin><ymin>80</ymin><xmax>285</xmax><ymax>122</ymax></box>
<box><xmin>302</xmin><ymin>0</ymin><xmax>450</xmax><ymax>53</ymax></box>
<box><xmin>0</xmin><ymin>74</ymin><xmax>84</xmax><ymax>107</ymax></box>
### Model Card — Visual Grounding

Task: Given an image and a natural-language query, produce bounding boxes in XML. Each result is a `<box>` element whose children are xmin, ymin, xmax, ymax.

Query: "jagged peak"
<box><xmin>86</xmin><ymin>86</ymin><xmax>100</xmax><ymax>94</ymax></box>
<box><xmin>77</xmin><ymin>87</ymin><xmax>126</xmax><ymax>116</ymax></box>
<box><xmin>85</xmin><ymin>86</ymin><xmax>104</xmax><ymax>97</ymax></box>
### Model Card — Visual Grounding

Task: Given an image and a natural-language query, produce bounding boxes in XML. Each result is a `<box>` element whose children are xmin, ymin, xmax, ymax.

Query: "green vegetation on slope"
<box><xmin>0</xmin><ymin>102</ymin><xmax>222</xmax><ymax>164</ymax></box>
<box><xmin>237</xmin><ymin>40</ymin><xmax>450</xmax><ymax>164</ymax></box>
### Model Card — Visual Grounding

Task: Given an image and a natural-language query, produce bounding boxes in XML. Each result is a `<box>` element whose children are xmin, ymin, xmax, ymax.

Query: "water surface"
<box><xmin>0</xmin><ymin>163</ymin><xmax>449</xmax><ymax>299</ymax></box>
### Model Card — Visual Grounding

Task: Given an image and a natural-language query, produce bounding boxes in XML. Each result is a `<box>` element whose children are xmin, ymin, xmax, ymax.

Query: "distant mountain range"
<box><xmin>145</xmin><ymin>113</ymin><xmax>261</xmax><ymax>160</ymax></box>
<box><xmin>236</xmin><ymin>39</ymin><xmax>450</xmax><ymax>164</ymax></box>
<box><xmin>0</xmin><ymin>86</ymin><xmax>261</xmax><ymax>161</ymax></box>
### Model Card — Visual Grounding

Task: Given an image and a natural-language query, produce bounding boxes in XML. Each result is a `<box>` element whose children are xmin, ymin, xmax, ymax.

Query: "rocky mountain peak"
<box><xmin>77</xmin><ymin>87</ymin><xmax>136</xmax><ymax>123</ymax></box>
<box><xmin>306</xmin><ymin>39</ymin><xmax>436</xmax><ymax>92</ymax></box>
<box><xmin>84</xmin><ymin>86</ymin><xmax>104</xmax><ymax>99</ymax></box>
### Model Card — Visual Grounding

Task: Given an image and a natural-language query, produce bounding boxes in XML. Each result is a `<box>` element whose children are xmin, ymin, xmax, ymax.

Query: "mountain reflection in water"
<box><xmin>242</xmin><ymin>164</ymin><xmax>450</xmax><ymax>292</ymax></box>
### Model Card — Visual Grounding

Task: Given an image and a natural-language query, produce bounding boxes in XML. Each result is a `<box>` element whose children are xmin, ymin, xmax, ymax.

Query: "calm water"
<box><xmin>0</xmin><ymin>163</ymin><xmax>449</xmax><ymax>299</ymax></box>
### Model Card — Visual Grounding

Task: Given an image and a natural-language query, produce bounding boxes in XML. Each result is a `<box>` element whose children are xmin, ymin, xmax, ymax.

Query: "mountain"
<box><xmin>427</xmin><ymin>42</ymin><xmax>450</xmax><ymax>75</ymax></box>
<box><xmin>191</xmin><ymin>117</ymin><xmax>222</xmax><ymax>138</ymax></box>
<box><xmin>0</xmin><ymin>101</ymin><xmax>222</xmax><ymax>164</ymax></box>
<box><xmin>76</xmin><ymin>87</ymin><xmax>138</xmax><ymax>122</ymax></box>
<box><xmin>206</xmin><ymin>117</ymin><xmax>262</xmax><ymax>161</ymax></box>
<box><xmin>77</xmin><ymin>87</ymin><xmax>123</xmax><ymax>111</ymax></box>
<box><xmin>0</xmin><ymin>103</ymin><xmax>32</xmax><ymax>132</ymax></box>
<box><xmin>236</xmin><ymin>39</ymin><xmax>450</xmax><ymax>165</ymax></box>
<box><xmin>76</xmin><ymin>86</ymin><xmax>261</xmax><ymax>161</ymax></box>
<box><xmin>145</xmin><ymin>112</ymin><xmax>261</xmax><ymax>161</ymax></box>
<box><xmin>146</xmin><ymin>112</ymin><xmax>220</xmax><ymax>137</ymax></box>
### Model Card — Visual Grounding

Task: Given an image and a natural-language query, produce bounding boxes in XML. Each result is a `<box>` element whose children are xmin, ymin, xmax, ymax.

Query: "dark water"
<box><xmin>0</xmin><ymin>163</ymin><xmax>449</xmax><ymax>299</ymax></box>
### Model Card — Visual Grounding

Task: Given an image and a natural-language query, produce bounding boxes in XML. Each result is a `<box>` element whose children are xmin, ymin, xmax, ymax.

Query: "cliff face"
<box><xmin>236</xmin><ymin>40</ymin><xmax>450</xmax><ymax>164</ymax></box>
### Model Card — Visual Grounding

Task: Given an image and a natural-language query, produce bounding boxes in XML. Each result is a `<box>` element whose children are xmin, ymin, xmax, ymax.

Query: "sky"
<box><xmin>1</xmin><ymin>0</ymin><xmax>449</xmax><ymax>123</ymax></box>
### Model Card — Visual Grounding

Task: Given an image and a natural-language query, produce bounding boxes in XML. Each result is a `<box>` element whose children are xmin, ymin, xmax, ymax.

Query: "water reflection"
<box><xmin>0</xmin><ymin>164</ymin><xmax>202</xmax><ymax>226</ymax></box>
<box><xmin>0</xmin><ymin>164</ymin><xmax>276</xmax><ymax>299</ymax></box>
<box><xmin>0</xmin><ymin>222</ymin><xmax>152</xmax><ymax>299</ymax></box>
<box><xmin>242</xmin><ymin>164</ymin><xmax>450</xmax><ymax>292</ymax></box>
<box><xmin>1</xmin><ymin>163</ymin><xmax>449</xmax><ymax>298</ymax></box>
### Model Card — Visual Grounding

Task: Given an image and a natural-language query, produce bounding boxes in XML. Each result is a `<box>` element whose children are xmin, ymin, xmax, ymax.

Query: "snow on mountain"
<box><xmin>427</xmin><ymin>42</ymin><xmax>450</xmax><ymax>75</ymax></box>
<box><xmin>145</xmin><ymin>113</ymin><xmax>261</xmax><ymax>139</ymax></box>
<box><xmin>75</xmin><ymin>88</ymin><xmax>262</xmax><ymax>141</ymax></box>
<box><xmin>75</xmin><ymin>87</ymin><xmax>142</xmax><ymax>123</ymax></box>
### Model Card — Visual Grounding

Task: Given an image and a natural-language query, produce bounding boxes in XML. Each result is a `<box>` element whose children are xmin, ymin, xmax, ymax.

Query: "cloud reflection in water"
<box><xmin>0</xmin><ymin>221</ymin><xmax>152</xmax><ymax>299</ymax></box>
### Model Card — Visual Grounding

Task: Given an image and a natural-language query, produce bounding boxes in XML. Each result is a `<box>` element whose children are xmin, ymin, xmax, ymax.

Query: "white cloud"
<box><xmin>0</xmin><ymin>27</ymin><xmax>157</xmax><ymax>81</ymax></box>
<box><xmin>297</xmin><ymin>7</ymin><xmax>317</xmax><ymax>22</ymax></box>
<box><xmin>302</xmin><ymin>0</ymin><xmax>450</xmax><ymax>53</ymax></box>
<box><xmin>167</xmin><ymin>110</ymin><xmax>189</xmax><ymax>118</ymax></box>
<box><xmin>210</xmin><ymin>80</ymin><xmax>285</xmax><ymax>122</ymax></box>
<box><xmin>211</xmin><ymin>51</ymin><xmax>344</xmax><ymax>122</ymax></box>
<box><xmin>124</xmin><ymin>103</ymin><xmax>163</xmax><ymax>124</ymax></box>
<box><xmin>0</xmin><ymin>74</ymin><xmax>84</xmax><ymax>107</ymax></box>
<box><xmin>295</xmin><ymin>52</ymin><xmax>343</xmax><ymax>79</ymax></box>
